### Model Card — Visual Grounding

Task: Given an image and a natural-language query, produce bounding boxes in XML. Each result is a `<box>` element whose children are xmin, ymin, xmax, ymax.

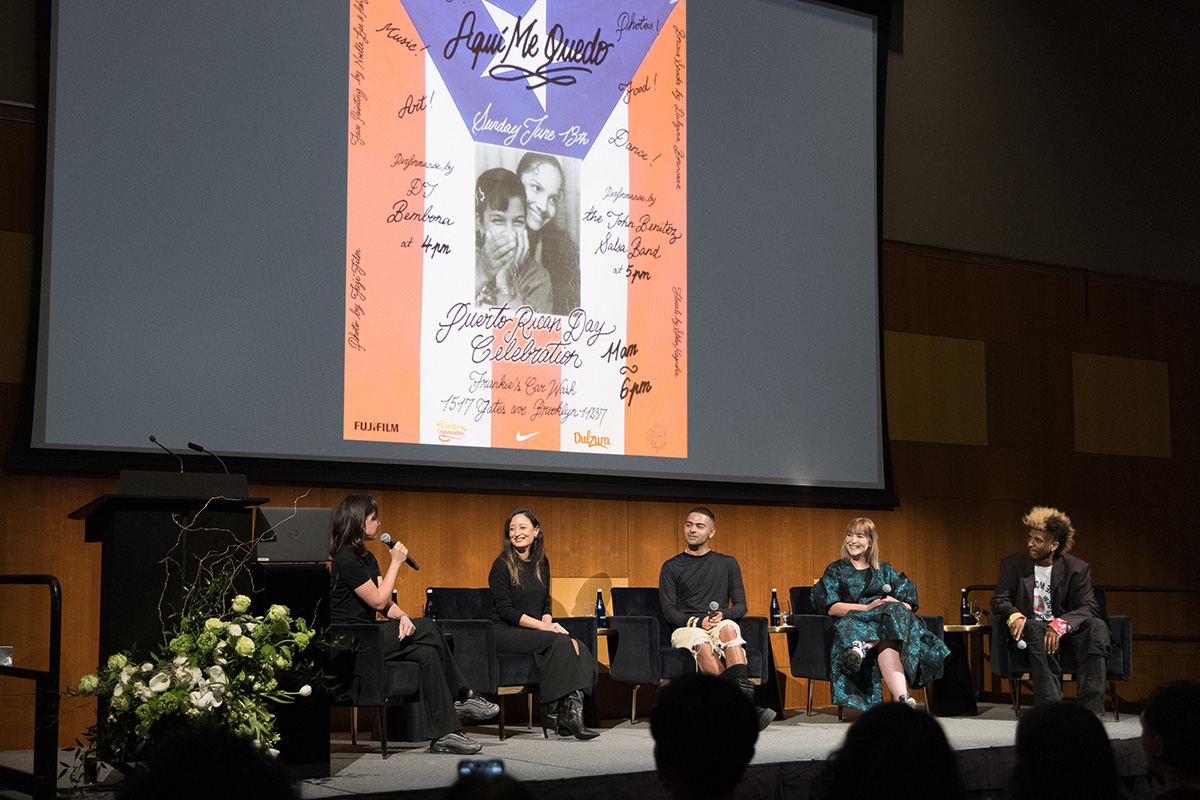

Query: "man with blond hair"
<box><xmin>992</xmin><ymin>506</ymin><xmax>1110</xmax><ymax>713</ymax></box>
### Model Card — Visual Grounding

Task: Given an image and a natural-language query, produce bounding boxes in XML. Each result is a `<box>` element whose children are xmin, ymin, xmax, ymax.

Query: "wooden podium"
<box><xmin>70</xmin><ymin>470</ymin><xmax>267</xmax><ymax>658</ymax></box>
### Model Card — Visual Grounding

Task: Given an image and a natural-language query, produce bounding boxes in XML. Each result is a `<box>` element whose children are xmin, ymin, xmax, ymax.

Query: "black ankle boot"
<box><xmin>540</xmin><ymin>698</ymin><xmax>561</xmax><ymax>739</ymax></box>
<box><xmin>556</xmin><ymin>690</ymin><xmax>600</xmax><ymax>740</ymax></box>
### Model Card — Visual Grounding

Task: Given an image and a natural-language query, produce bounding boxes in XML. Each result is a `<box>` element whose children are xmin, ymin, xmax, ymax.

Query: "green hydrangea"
<box><xmin>196</xmin><ymin>630</ymin><xmax>218</xmax><ymax>652</ymax></box>
<box><xmin>293</xmin><ymin>631</ymin><xmax>313</xmax><ymax>651</ymax></box>
<box><xmin>156</xmin><ymin>692</ymin><xmax>181</xmax><ymax>715</ymax></box>
<box><xmin>110</xmin><ymin>693</ymin><xmax>131</xmax><ymax>712</ymax></box>
<box><xmin>168</xmin><ymin>634</ymin><xmax>194</xmax><ymax>655</ymax></box>
<box><xmin>134</xmin><ymin>703</ymin><xmax>155</xmax><ymax>723</ymax></box>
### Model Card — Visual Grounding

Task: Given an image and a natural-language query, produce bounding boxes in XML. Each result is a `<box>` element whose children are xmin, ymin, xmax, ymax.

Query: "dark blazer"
<box><xmin>991</xmin><ymin>551</ymin><xmax>1099</xmax><ymax>631</ymax></box>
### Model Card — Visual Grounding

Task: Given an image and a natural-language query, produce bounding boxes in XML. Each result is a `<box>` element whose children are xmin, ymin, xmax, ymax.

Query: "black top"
<box><xmin>489</xmin><ymin>556</ymin><xmax>552</xmax><ymax>626</ymax></box>
<box><xmin>658</xmin><ymin>550</ymin><xmax>747</xmax><ymax>629</ymax></box>
<box><xmin>330</xmin><ymin>547</ymin><xmax>382</xmax><ymax>625</ymax></box>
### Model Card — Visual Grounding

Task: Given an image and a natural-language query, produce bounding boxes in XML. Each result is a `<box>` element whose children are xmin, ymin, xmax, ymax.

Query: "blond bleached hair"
<box><xmin>1022</xmin><ymin>506</ymin><xmax>1076</xmax><ymax>555</ymax></box>
<box><xmin>840</xmin><ymin>517</ymin><xmax>880</xmax><ymax>570</ymax></box>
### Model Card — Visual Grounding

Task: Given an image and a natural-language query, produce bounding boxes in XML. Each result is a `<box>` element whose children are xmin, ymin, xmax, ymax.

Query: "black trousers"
<box><xmin>1020</xmin><ymin>617</ymin><xmax>1110</xmax><ymax>713</ymax></box>
<box><xmin>380</xmin><ymin>616</ymin><xmax>468</xmax><ymax>740</ymax></box>
<box><xmin>494</xmin><ymin>626</ymin><xmax>597</xmax><ymax>703</ymax></box>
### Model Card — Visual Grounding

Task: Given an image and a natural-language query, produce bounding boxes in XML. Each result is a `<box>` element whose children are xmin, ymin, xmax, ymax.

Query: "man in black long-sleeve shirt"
<box><xmin>659</xmin><ymin>507</ymin><xmax>774</xmax><ymax>729</ymax></box>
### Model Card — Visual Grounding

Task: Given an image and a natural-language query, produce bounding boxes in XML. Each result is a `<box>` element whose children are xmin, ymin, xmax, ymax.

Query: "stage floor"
<box><xmin>7</xmin><ymin>703</ymin><xmax>1150</xmax><ymax>800</ymax></box>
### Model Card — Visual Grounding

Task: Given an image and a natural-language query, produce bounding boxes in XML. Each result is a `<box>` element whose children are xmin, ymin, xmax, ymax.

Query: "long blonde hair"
<box><xmin>840</xmin><ymin>517</ymin><xmax>880</xmax><ymax>570</ymax></box>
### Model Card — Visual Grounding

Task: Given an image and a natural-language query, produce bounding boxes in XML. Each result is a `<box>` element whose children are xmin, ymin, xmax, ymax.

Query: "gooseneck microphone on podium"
<box><xmin>187</xmin><ymin>441</ymin><xmax>229</xmax><ymax>474</ymax></box>
<box><xmin>379</xmin><ymin>533</ymin><xmax>421</xmax><ymax>570</ymax></box>
<box><xmin>149</xmin><ymin>435</ymin><xmax>184</xmax><ymax>472</ymax></box>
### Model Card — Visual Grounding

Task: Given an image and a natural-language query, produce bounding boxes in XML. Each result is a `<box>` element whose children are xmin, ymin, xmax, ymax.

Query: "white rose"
<box><xmin>137</xmin><ymin>685</ymin><xmax>153</xmax><ymax>700</ymax></box>
<box><xmin>173</xmin><ymin>656</ymin><xmax>187</xmax><ymax>667</ymax></box>
<box><xmin>299</xmin><ymin>685</ymin><xmax>312</xmax><ymax>697</ymax></box>
<box><xmin>245</xmin><ymin>622</ymin><xmax>257</xmax><ymax>632</ymax></box>
<box><xmin>112</xmin><ymin>684</ymin><xmax>125</xmax><ymax>698</ymax></box>
<box><xmin>141</xmin><ymin>662</ymin><xmax>154</xmax><ymax>673</ymax></box>
<box><xmin>227</xmin><ymin>624</ymin><xmax>242</xmax><ymax>638</ymax></box>
<box><xmin>149</xmin><ymin>672</ymin><xmax>171</xmax><ymax>693</ymax></box>
<box><xmin>207</xmin><ymin>665</ymin><xmax>226</xmax><ymax>683</ymax></box>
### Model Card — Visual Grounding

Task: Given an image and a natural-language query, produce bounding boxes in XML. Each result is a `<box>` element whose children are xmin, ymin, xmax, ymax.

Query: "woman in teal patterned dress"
<box><xmin>812</xmin><ymin>518</ymin><xmax>949</xmax><ymax>711</ymax></box>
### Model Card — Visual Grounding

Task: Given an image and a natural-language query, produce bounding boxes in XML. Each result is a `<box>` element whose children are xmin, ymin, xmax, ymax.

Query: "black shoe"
<box><xmin>455</xmin><ymin>690</ymin><xmax>500</xmax><ymax>721</ymax></box>
<box><xmin>837</xmin><ymin>641</ymin><xmax>867</xmax><ymax>674</ymax></box>
<box><xmin>556</xmin><ymin>690</ymin><xmax>601</xmax><ymax>740</ymax></box>
<box><xmin>755</xmin><ymin>707</ymin><xmax>776</xmax><ymax>731</ymax></box>
<box><xmin>430</xmin><ymin>732</ymin><xmax>482</xmax><ymax>755</ymax></box>
<box><xmin>541</xmin><ymin>699</ymin><xmax>561</xmax><ymax>739</ymax></box>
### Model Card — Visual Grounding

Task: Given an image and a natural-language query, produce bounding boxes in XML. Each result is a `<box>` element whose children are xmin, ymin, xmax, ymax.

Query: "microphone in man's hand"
<box><xmin>379</xmin><ymin>534</ymin><xmax>420</xmax><ymax>570</ymax></box>
<box><xmin>1016</xmin><ymin>639</ymin><xmax>1027</xmax><ymax>650</ymax></box>
<box><xmin>707</xmin><ymin>601</ymin><xmax>719</xmax><ymax>619</ymax></box>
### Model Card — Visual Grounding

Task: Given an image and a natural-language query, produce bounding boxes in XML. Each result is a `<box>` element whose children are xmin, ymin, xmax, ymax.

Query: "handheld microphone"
<box><xmin>1016</xmin><ymin>639</ymin><xmax>1028</xmax><ymax>650</ymax></box>
<box><xmin>707</xmin><ymin>601</ymin><xmax>719</xmax><ymax>619</ymax></box>
<box><xmin>187</xmin><ymin>442</ymin><xmax>229</xmax><ymax>474</ymax></box>
<box><xmin>149</xmin><ymin>435</ymin><xmax>184</xmax><ymax>472</ymax></box>
<box><xmin>379</xmin><ymin>534</ymin><xmax>421</xmax><ymax>570</ymax></box>
<box><xmin>881</xmin><ymin>583</ymin><xmax>893</xmax><ymax>596</ymax></box>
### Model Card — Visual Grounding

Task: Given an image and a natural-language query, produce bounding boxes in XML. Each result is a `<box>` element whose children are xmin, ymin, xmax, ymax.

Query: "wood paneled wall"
<box><xmin>1</xmin><ymin>243</ymin><xmax>1198</xmax><ymax>749</ymax></box>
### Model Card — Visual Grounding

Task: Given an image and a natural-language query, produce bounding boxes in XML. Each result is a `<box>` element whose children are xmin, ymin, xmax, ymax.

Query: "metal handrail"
<box><xmin>0</xmin><ymin>575</ymin><xmax>62</xmax><ymax>800</ymax></box>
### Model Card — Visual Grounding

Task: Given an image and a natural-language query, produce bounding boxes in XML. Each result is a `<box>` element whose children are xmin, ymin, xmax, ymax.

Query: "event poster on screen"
<box><xmin>344</xmin><ymin>0</ymin><xmax>687</xmax><ymax>459</ymax></box>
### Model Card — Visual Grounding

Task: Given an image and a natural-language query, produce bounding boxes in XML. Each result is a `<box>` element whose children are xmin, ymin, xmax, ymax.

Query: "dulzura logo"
<box><xmin>436</xmin><ymin>420</ymin><xmax>466</xmax><ymax>442</ymax></box>
<box><xmin>573</xmin><ymin>430</ymin><xmax>611</xmax><ymax>449</ymax></box>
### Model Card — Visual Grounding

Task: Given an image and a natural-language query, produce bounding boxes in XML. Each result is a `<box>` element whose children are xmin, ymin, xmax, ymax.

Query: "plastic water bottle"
<box><xmin>960</xmin><ymin>589</ymin><xmax>972</xmax><ymax>625</ymax></box>
<box><xmin>423</xmin><ymin>588</ymin><xmax>437</xmax><ymax>620</ymax></box>
<box><xmin>770</xmin><ymin>588</ymin><xmax>781</xmax><ymax>626</ymax></box>
<box><xmin>594</xmin><ymin>589</ymin><xmax>607</xmax><ymax>628</ymax></box>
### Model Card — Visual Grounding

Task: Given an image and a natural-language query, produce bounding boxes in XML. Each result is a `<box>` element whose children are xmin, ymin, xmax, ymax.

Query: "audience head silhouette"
<box><xmin>813</xmin><ymin>702</ymin><xmax>965</xmax><ymax>800</ymax></box>
<box><xmin>1012</xmin><ymin>701</ymin><xmax>1121</xmax><ymax>800</ymax></box>
<box><xmin>1140</xmin><ymin>679</ymin><xmax>1200</xmax><ymax>791</ymax></box>
<box><xmin>650</xmin><ymin>672</ymin><xmax>759</xmax><ymax>800</ymax></box>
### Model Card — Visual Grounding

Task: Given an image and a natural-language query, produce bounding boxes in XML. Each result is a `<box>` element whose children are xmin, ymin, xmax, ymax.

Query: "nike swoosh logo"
<box><xmin>515</xmin><ymin>430</ymin><xmax>541</xmax><ymax>442</ymax></box>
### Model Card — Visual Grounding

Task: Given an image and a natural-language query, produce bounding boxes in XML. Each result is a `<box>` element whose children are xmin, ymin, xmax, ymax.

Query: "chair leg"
<box><xmin>498</xmin><ymin>697</ymin><xmax>507</xmax><ymax>740</ymax></box>
<box><xmin>351</xmin><ymin>706</ymin><xmax>359</xmax><ymax>746</ymax></box>
<box><xmin>806</xmin><ymin>680</ymin><xmax>815</xmax><ymax>717</ymax></box>
<box><xmin>837</xmin><ymin>705</ymin><xmax>843</xmax><ymax>722</ymax></box>
<box><xmin>1009</xmin><ymin>679</ymin><xmax>1021</xmax><ymax>717</ymax></box>
<box><xmin>378</xmin><ymin>706</ymin><xmax>389</xmax><ymax>759</ymax></box>
<box><xmin>1109</xmin><ymin>680</ymin><xmax>1119</xmax><ymax>722</ymax></box>
<box><xmin>527</xmin><ymin>693</ymin><xmax>534</xmax><ymax>729</ymax></box>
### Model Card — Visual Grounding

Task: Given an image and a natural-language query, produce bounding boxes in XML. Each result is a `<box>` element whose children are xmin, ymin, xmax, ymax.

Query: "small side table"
<box><xmin>933</xmin><ymin>623</ymin><xmax>987</xmax><ymax>717</ymax></box>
